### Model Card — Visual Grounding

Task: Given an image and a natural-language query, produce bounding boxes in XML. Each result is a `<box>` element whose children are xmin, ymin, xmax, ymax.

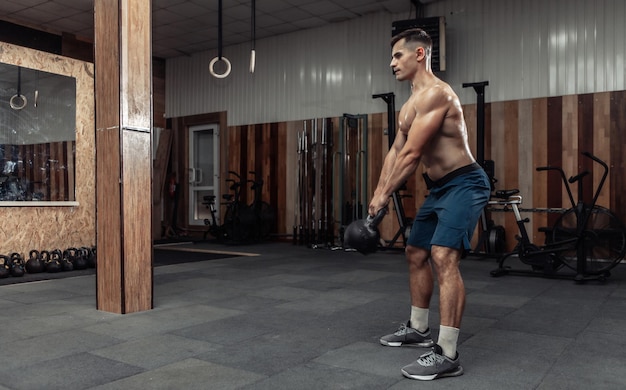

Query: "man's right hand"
<box><xmin>368</xmin><ymin>194</ymin><xmax>390</xmax><ymax>218</ymax></box>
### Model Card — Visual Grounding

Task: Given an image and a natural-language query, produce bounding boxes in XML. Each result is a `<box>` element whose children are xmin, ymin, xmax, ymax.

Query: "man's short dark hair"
<box><xmin>391</xmin><ymin>28</ymin><xmax>433</xmax><ymax>50</ymax></box>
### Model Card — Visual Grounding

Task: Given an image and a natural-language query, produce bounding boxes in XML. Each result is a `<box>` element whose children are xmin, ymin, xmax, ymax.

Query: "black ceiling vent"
<box><xmin>391</xmin><ymin>16</ymin><xmax>446</xmax><ymax>72</ymax></box>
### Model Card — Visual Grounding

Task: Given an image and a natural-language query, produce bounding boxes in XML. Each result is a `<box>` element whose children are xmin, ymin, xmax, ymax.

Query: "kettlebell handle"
<box><xmin>366</xmin><ymin>207</ymin><xmax>387</xmax><ymax>228</ymax></box>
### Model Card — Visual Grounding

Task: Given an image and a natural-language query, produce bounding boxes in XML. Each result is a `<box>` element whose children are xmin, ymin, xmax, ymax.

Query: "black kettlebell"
<box><xmin>61</xmin><ymin>249</ymin><xmax>74</xmax><ymax>272</ymax></box>
<box><xmin>0</xmin><ymin>255</ymin><xmax>11</xmax><ymax>279</ymax></box>
<box><xmin>40</xmin><ymin>250</ymin><xmax>50</xmax><ymax>268</ymax></box>
<box><xmin>81</xmin><ymin>246</ymin><xmax>96</xmax><ymax>268</ymax></box>
<box><xmin>46</xmin><ymin>250</ymin><xmax>63</xmax><ymax>273</ymax></box>
<box><xmin>343</xmin><ymin>208</ymin><xmax>387</xmax><ymax>255</ymax></box>
<box><xmin>69</xmin><ymin>247</ymin><xmax>88</xmax><ymax>270</ymax></box>
<box><xmin>90</xmin><ymin>246</ymin><xmax>97</xmax><ymax>268</ymax></box>
<box><xmin>9</xmin><ymin>253</ymin><xmax>25</xmax><ymax>277</ymax></box>
<box><xmin>25</xmin><ymin>249</ymin><xmax>45</xmax><ymax>274</ymax></box>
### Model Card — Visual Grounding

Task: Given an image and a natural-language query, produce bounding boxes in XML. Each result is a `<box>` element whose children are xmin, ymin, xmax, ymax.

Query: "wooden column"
<box><xmin>94</xmin><ymin>0</ymin><xmax>153</xmax><ymax>313</ymax></box>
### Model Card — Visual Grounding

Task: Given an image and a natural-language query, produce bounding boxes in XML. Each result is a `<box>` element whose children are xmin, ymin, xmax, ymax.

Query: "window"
<box><xmin>0</xmin><ymin>62</ymin><xmax>76</xmax><ymax>203</ymax></box>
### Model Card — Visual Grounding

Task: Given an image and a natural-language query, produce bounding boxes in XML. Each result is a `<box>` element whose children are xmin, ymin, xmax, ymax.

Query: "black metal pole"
<box><xmin>462</xmin><ymin>81</ymin><xmax>489</xmax><ymax>167</ymax></box>
<box><xmin>373</xmin><ymin>92</ymin><xmax>408</xmax><ymax>248</ymax></box>
<box><xmin>373</xmin><ymin>93</ymin><xmax>396</xmax><ymax>149</ymax></box>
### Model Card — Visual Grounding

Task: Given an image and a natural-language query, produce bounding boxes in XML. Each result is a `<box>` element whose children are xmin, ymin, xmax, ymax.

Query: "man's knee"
<box><xmin>406</xmin><ymin>245</ymin><xmax>430</xmax><ymax>267</ymax></box>
<box><xmin>430</xmin><ymin>245</ymin><xmax>462</xmax><ymax>272</ymax></box>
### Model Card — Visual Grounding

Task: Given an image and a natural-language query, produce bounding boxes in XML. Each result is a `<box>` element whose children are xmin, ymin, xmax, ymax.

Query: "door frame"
<box><xmin>171</xmin><ymin>111</ymin><xmax>228</xmax><ymax>234</ymax></box>
<box><xmin>188</xmin><ymin>123</ymin><xmax>220</xmax><ymax>226</ymax></box>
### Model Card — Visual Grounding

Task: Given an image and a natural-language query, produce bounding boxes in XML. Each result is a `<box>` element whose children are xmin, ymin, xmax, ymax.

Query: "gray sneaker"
<box><xmin>379</xmin><ymin>321</ymin><xmax>434</xmax><ymax>347</ymax></box>
<box><xmin>401</xmin><ymin>344</ymin><xmax>464</xmax><ymax>380</ymax></box>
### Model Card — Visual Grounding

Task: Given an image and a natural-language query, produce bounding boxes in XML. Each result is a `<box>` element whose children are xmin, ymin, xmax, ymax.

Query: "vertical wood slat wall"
<box><xmin>8</xmin><ymin>141</ymin><xmax>75</xmax><ymax>201</ymax></box>
<box><xmin>220</xmin><ymin>90</ymin><xmax>625</xmax><ymax>249</ymax></box>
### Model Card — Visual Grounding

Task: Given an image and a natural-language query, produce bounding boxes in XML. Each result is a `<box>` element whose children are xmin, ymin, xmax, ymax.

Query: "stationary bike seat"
<box><xmin>493</xmin><ymin>189</ymin><xmax>520</xmax><ymax>199</ymax></box>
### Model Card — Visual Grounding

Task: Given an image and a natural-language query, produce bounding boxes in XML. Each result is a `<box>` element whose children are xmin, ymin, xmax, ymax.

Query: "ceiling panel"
<box><xmin>0</xmin><ymin>0</ymin><xmax>422</xmax><ymax>59</ymax></box>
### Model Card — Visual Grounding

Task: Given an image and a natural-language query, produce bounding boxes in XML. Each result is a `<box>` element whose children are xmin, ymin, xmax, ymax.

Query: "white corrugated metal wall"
<box><xmin>429</xmin><ymin>0</ymin><xmax>626</xmax><ymax>103</ymax></box>
<box><xmin>165</xmin><ymin>0</ymin><xmax>626</xmax><ymax>126</ymax></box>
<box><xmin>166</xmin><ymin>11</ymin><xmax>406</xmax><ymax>126</ymax></box>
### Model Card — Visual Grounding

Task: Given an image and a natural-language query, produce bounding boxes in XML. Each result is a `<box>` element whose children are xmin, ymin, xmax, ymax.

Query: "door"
<box><xmin>188</xmin><ymin>124</ymin><xmax>220</xmax><ymax>226</ymax></box>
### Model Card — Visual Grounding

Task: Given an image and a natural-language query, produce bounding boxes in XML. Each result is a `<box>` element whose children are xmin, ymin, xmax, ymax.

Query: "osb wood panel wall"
<box><xmin>0</xmin><ymin>42</ymin><xmax>95</xmax><ymax>255</ymax></box>
<box><xmin>225</xmin><ymin>90</ymin><xmax>625</xmax><ymax>250</ymax></box>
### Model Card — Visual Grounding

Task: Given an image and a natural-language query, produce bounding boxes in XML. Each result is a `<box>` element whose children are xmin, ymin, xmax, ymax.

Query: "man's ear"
<box><xmin>416</xmin><ymin>46</ymin><xmax>426</xmax><ymax>61</ymax></box>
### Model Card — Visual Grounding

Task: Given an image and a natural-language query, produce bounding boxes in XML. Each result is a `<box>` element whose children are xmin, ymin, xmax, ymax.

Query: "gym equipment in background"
<box><xmin>373</xmin><ymin>92</ymin><xmax>413</xmax><ymax>249</ymax></box>
<box><xmin>293</xmin><ymin>118</ymin><xmax>334</xmax><ymax>248</ymax></box>
<box><xmin>209</xmin><ymin>0</ymin><xmax>231</xmax><ymax>79</ymax></box>
<box><xmin>337</xmin><ymin>114</ymin><xmax>368</xmax><ymax>247</ymax></box>
<box><xmin>490</xmin><ymin>152</ymin><xmax>626</xmax><ymax>282</ymax></box>
<box><xmin>203</xmin><ymin>170</ymin><xmax>276</xmax><ymax>244</ymax></box>
<box><xmin>462</xmin><ymin>81</ymin><xmax>506</xmax><ymax>258</ymax></box>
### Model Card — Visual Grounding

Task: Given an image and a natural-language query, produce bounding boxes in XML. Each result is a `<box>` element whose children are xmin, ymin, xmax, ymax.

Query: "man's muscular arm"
<box><xmin>373</xmin><ymin>130</ymin><xmax>406</xmax><ymax>199</ymax></box>
<box><xmin>369</xmin><ymin>88</ymin><xmax>449</xmax><ymax>215</ymax></box>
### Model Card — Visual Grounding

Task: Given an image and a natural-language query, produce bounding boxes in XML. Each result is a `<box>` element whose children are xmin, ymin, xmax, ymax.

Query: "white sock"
<box><xmin>437</xmin><ymin>325</ymin><xmax>460</xmax><ymax>359</ymax></box>
<box><xmin>410</xmin><ymin>306</ymin><xmax>429</xmax><ymax>332</ymax></box>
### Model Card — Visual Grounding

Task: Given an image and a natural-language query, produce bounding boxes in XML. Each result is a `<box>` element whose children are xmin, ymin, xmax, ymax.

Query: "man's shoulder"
<box><xmin>429</xmin><ymin>79</ymin><xmax>456</xmax><ymax>97</ymax></box>
<box><xmin>412</xmin><ymin>81</ymin><xmax>457</xmax><ymax>109</ymax></box>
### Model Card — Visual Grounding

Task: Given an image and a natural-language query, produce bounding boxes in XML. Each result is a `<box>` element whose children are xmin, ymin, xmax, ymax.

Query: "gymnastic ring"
<box><xmin>209</xmin><ymin>56</ymin><xmax>231</xmax><ymax>79</ymax></box>
<box><xmin>10</xmin><ymin>94</ymin><xmax>27</xmax><ymax>110</ymax></box>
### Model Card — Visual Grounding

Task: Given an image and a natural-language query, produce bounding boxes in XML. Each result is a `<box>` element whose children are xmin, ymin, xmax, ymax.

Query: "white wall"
<box><xmin>428</xmin><ymin>0</ymin><xmax>626</xmax><ymax>103</ymax></box>
<box><xmin>165</xmin><ymin>0</ymin><xmax>626</xmax><ymax>126</ymax></box>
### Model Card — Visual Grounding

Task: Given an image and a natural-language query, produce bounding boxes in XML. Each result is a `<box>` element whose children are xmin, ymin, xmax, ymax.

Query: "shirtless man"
<box><xmin>368</xmin><ymin>28</ymin><xmax>491</xmax><ymax>380</ymax></box>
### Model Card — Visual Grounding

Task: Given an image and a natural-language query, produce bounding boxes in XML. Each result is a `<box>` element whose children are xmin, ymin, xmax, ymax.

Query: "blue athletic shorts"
<box><xmin>407</xmin><ymin>163</ymin><xmax>491</xmax><ymax>252</ymax></box>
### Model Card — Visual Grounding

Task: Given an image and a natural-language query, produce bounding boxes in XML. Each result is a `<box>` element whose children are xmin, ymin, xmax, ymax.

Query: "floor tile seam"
<box><xmin>0</xmin><ymin>337</ymin><xmax>132</xmax><ymax>371</ymax></box>
<box><xmin>205</xmin><ymin>296</ymin><xmax>291</xmax><ymax>311</ymax></box>
<box><xmin>186</xmin><ymin>353</ymin><xmax>289</xmax><ymax>379</ymax></box>
<box><xmin>309</xmin><ymin>362</ymin><xmax>405</xmax><ymax>384</ymax></box>
<box><xmin>310</xmin><ymin>289</ymin><xmax>391</xmax><ymax>305</ymax></box>
<box><xmin>457</xmin><ymin>339</ymin><xmax>575</xmax><ymax>371</ymax></box>
<box><xmin>265</xmin><ymin>290</ymin><xmax>388</xmax><ymax>308</ymax></box>
<box><xmin>453</xmin><ymin>369</ymin><xmax>548</xmax><ymax>388</ymax></box>
<box><xmin>0</xmin><ymin>325</ymin><xmax>123</xmax><ymax>348</ymax></box>
<box><xmin>88</xmin><ymin>338</ymin><xmax>222</xmax><ymax>369</ymax></box>
<box><xmin>589</xmin><ymin>311</ymin><xmax>626</xmax><ymax>329</ymax></box>
<box><xmin>82</xmin><ymin>349</ymin><xmax>148</xmax><ymax>369</ymax></box>
<box><xmin>465</xmin><ymin>293</ymin><xmax>534</xmax><ymax>308</ymax></box>
<box><xmin>566</xmin><ymin>294</ymin><xmax>614</xmax><ymax>336</ymax></box>
<box><xmin>0</xmin><ymin>274</ymin><xmax>96</xmax><ymax>289</ymax></box>
<box><xmin>493</xmin><ymin>294</ymin><xmax>613</xmax><ymax>315</ymax></box>
<box><xmin>463</xmin><ymin>327</ymin><xmax>576</xmax><ymax>346</ymax></box>
<box><xmin>534</xmin><ymin>343</ymin><xmax>581</xmax><ymax>387</ymax></box>
<box><xmin>572</xmin><ymin>322</ymin><xmax>626</xmax><ymax>341</ymax></box>
<box><xmin>137</xmin><ymin>308</ymin><xmax>245</xmax><ymax>325</ymax></box>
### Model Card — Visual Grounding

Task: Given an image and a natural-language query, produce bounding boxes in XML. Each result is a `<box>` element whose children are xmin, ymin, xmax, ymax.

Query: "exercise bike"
<box><xmin>244</xmin><ymin>171</ymin><xmax>276</xmax><ymax>242</ymax></box>
<box><xmin>490</xmin><ymin>152</ymin><xmax>626</xmax><ymax>282</ymax></box>
<box><xmin>203</xmin><ymin>171</ymin><xmax>249</xmax><ymax>243</ymax></box>
<box><xmin>203</xmin><ymin>171</ymin><xmax>277</xmax><ymax>244</ymax></box>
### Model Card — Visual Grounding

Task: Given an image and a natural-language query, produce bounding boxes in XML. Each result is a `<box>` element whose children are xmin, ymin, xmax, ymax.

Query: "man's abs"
<box><xmin>420</xmin><ymin>135</ymin><xmax>476</xmax><ymax>181</ymax></box>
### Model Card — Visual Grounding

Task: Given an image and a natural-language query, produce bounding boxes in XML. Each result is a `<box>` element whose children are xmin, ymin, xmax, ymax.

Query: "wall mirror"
<box><xmin>0</xmin><ymin>62</ymin><xmax>76</xmax><ymax>203</ymax></box>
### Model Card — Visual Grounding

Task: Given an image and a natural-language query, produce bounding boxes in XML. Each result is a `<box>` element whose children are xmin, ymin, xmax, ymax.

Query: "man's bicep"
<box><xmin>390</xmin><ymin>129</ymin><xmax>408</xmax><ymax>153</ymax></box>
<box><xmin>405</xmin><ymin>106</ymin><xmax>447</xmax><ymax>153</ymax></box>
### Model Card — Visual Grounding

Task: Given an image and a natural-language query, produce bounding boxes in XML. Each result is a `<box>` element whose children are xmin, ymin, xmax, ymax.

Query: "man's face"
<box><xmin>390</xmin><ymin>39</ymin><xmax>421</xmax><ymax>81</ymax></box>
